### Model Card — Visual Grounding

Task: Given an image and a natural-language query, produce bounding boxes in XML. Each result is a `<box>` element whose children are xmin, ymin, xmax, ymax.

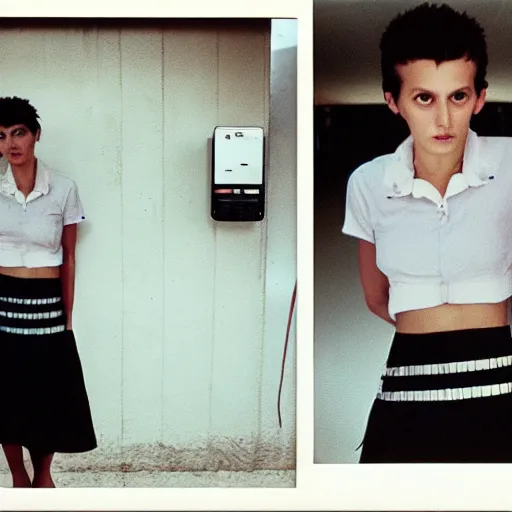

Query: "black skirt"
<box><xmin>0</xmin><ymin>274</ymin><xmax>97</xmax><ymax>454</ymax></box>
<box><xmin>359</xmin><ymin>326</ymin><xmax>512</xmax><ymax>463</ymax></box>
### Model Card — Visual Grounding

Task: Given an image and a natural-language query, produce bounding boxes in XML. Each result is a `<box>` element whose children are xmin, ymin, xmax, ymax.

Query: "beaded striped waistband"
<box><xmin>378</xmin><ymin>356</ymin><xmax>512</xmax><ymax>402</ymax></box>
<box><xmin>377</xmin><ymin>382</ymin><xmax>512</xmax><ymax>402</ymax></box>
<box><xmin>0</xmin><ymin>292</ymin><xmax>66</xmax><ymax>336</ymax></box>
<box><xmin>0</xmin><ymin>296</ymin><xmax>61</xmax><ymax>305</ymax></box>
<box><xmin>383</xmin><ymin>356</ymin><xmax>512</xmax><ymax>377</ymax></box>
<box><xmin>0</xmin><ymin>325</ymin><xmax>66</xmax><ymax>335</ymax></box>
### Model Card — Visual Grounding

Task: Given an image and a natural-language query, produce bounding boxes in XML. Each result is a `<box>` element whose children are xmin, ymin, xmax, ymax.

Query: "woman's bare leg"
<box><xmin>29</xmin><ymin>450</ymin><xmax>55</xmax><ymax>488</ymax></box>
<box><xmin>2</xmin><ymin>444</ymin><xmax>31</xmax><ymax>487</ymax></box>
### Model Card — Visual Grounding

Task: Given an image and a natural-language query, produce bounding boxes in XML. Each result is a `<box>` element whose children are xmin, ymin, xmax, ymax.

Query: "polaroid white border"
<box><xmin>3</xmin><ymin>0</ymin><xmax>511</xmax><ymax>510</ymax></box>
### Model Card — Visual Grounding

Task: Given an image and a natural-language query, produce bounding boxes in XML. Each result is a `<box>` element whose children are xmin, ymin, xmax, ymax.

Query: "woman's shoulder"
<box><xmin>348</xmin><ymin>152</ymin><xmax>394</xmax><ymax>188</ymax></box>
<box><xmin>40</xmin><ymin>161</ymin><xmax>79</xmax><ymax>191</ymax></box>
<box><xmin>474</xmin><ymin>135</ymin><xmax>512</xmax><ymax>178</ymax></box>
<box><xmin>475</xmin><ymin>134</ymin><xmax>512</xmax><ymax>157</ymax></box>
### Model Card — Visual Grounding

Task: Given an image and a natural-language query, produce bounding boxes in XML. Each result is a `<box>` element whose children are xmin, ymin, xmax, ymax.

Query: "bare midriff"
<box><xmin>395</xmin><ymin>301</ymin><xmax>509</xmax><ymax>334</ymax></box>
<box><xmin>0</xmin><ymin>266</ymin><xmax>60</xmax><ymax>279</ymax></box>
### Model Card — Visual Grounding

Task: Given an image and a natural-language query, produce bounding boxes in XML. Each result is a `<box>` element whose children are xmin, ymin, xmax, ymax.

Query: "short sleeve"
<box><xmin>342</xmin><ymin>170</ymin><xmax>375</xmax><ymax>243</ymax></box>
<box><xmin>62</xmin><ymin>180</ymin><xmax>86</xmax><ymax>226</ymax></box>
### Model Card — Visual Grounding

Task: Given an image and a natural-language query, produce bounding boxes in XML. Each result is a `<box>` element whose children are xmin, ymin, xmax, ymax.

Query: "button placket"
<box><xmin>437</xmin><ymin>198</ymin><xmax>448</xmax><ymax>222</ymax></box>
<box><xmin>437</xmin><ymin>197</ymin><xmax>448</xmax><ymax>303</ymax></box>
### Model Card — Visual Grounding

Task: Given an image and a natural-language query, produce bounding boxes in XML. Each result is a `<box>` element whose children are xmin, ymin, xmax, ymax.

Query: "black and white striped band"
<box><xmin>0</xmin><ymin>325</ymin><xmax>66</xmax><ymax>335</ymax></box>
<box><xmin>0</xmin><ymin>294</ymin><xmax>66</xmax><ymax>335</ymax></box>
<box><xmin>0</xmin><ymin>296</ymin><xmax>61</xmax><ymax>305</ymax></box>
<box><xmin>0</xmin><ymin>310</ymin><xmax>63</xmax><ymax>320</ymax></box>
<box><xmin>383</xmin><ymin>356</ymin><xmax>512</xmax><ymax>377</ymax></box>
<box><xmin>377</xmin><ymin>382</ymin><xmax>512</xmax><ymax>401</ymax></box>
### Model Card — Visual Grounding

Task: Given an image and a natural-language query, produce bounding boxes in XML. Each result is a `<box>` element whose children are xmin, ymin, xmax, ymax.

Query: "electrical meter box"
<box><xmin>211</xmin><ymin>126</ymin><xmax>265</xmax><ymax>222</ymax></box>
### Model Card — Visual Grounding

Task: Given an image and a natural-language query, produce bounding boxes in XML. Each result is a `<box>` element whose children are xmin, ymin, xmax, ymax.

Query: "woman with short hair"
<box><xmin>0</xmin><ymin>96</ymin><xmax>96</xmax><ymax>487</ymax></box>
<box><xmin>343</xmin><ymin>3</ymin><xmax>512</xmax><ymax>462</ymax></box>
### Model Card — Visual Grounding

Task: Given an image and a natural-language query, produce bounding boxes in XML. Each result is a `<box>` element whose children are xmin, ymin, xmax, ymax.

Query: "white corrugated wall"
<box><xmin>0</xmin><ymin>19</ymin><xmax>296</xmax><ymax>473</ymax></box>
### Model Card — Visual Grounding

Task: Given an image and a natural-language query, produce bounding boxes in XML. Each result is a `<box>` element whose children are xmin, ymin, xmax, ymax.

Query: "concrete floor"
<box><xmin>0</xmin><ymin>469</ymin><xmax>295</xmax><ymax>488</ymax></box>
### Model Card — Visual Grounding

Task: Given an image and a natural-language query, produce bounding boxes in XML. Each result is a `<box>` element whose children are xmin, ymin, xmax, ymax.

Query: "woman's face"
<box><xmin>384</xmin><ymin>58</ymin><xmax>486</xmax><ymax>161</ymax></box>
<box><xmin>0</xmin><ymin>124</ymin><xmax>40</xmax><ymax>168</ymax></box>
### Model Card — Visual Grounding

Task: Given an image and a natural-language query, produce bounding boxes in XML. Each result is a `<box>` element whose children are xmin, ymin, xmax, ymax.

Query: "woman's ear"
<box><xmin>473</xmin><ymin>88</ymin><xmax>487</xmax><ymax>115</ymax></box>
<box><xmin>384</xmin><ymin>92</ymin><xmax>400</xmax><ymax>115</ymax></box>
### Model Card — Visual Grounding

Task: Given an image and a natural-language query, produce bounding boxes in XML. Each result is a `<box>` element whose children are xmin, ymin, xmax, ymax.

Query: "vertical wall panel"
<box><xmin>260</xmin><ymin>22</ymin><xmax>297</xmax><ymax>466</ymax></box>
<box><xmin>73</xmin><ymin>30</ymin><xmax>124</xmax><ymax>449</ymax></box>
<box><xmin>161</xmin><ymin>29</ymin><xmax>218</xmax><ymax>447</ymax></box>
<box><xmin>209</xmin><ymin>29</ymin><xmax>269</xmax><ymax>439</ymax></box>
<box><xmin>120</xmin><ymin>29</ymin><xmax>165</xmax><ymax>446</ymax></box>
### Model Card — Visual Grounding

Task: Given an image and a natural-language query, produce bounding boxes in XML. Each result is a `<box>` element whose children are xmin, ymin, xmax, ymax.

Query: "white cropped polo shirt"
<box><xmin>0</xmin><ymin>158</ymin><xmax>85</xmax><ymax>268</ymax></box>
<box><xmin>342</xmin><ymin>129</ymin><xmax>512</xmax><ymax>320</ymax></box>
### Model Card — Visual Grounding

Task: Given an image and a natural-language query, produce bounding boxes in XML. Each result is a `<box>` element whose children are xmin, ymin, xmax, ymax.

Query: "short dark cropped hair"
<box><xmin>380</xmin><ymin>2</ymin><xmax>488</xmax><ymax>101</ymax></box>
<box><xmin>0</xmin><ymin>96</ymin><xmax>41</xmax><ymax>134</ymax></box>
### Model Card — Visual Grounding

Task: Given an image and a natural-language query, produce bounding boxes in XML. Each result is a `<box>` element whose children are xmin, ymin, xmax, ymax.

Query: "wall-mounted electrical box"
<box><xmin>211</xmin><ymin>126</ymin><xmax>265</xmax><ymax>222</ymax></box>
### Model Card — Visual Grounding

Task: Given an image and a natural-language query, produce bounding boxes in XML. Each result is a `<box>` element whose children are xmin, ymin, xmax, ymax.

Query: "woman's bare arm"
<box><xmin>357</xmin><ymin>239</ymin><xmax>395</xmax><ymax>326</ymax></box>
<box><xmin>60</xmin><ymin>224</ymin><xmax>78</xmax><ymax>330</ymax></box>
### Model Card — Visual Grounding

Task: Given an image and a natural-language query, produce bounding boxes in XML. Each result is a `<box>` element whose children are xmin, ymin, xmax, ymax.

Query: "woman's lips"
<box><xmin>433</xmin><ymin>135</ymin><xmax>454</xmax><ymax>142</ymax></box>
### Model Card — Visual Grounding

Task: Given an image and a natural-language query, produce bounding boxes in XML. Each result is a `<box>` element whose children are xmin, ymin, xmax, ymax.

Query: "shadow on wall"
<box><xmin>313</xmin><ymin>105</ymin><xmax>402</xmax><ymax>464</ymax></box>
<box><xmin>313</xmin><ymin>102</ymin><xmax>512</xmax><ymax>464</ymax></box>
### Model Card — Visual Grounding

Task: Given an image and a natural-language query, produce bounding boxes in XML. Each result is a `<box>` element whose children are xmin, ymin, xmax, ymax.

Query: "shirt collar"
<box><xmin>0</xmin><ymin>158</ymin><xmax>50</xmax><ymax>197</ymax></box>
<box><xmin>383</xmin><ymin>129</ymin><xmax>498</xmax><ymax>198</ymax></box>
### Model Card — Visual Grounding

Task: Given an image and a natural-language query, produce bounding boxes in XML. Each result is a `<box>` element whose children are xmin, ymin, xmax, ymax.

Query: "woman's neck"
<box><xmin>12</xmin><ymin>157</ymin><xmax>37</xmax><ymax>197</ymax></box>
<box><xmin>413</xmin><ymin>150</ymin><xmax>463</xmax><ymax>181</ymax></box>
<box><xmin>412</xmin><ymin>147</ymin><xmax>464</xmax><ymax>197</ymax></box>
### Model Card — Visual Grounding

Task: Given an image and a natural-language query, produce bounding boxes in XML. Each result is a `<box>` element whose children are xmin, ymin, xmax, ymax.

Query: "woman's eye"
<box><xmin>13</xmin><ymin>129</ymin><xmax>26</xmax><ymax>137</ymax></box>
<box><xmin>415</xmin><ymin>93</ymin><xmax>432</xmax><ymax>104</ymax></box>
<box><xmin>453</xmin><ymin>92</ymin><xmax>467</xmax><ymax>101</ymax></box>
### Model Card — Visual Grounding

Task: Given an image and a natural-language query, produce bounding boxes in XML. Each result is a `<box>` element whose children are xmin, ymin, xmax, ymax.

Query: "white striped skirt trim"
<box><xmin>377</xmin><ymin>382</ymin><xmax>512</xmax><ymax>402</ymax></box>
<box><xmin>0</xmin><ymin>325</ymin><xmax>66</xmax><ymax>335</ymax></box>
<box><xmin>384</xmin><ymin>356</ymin><xmax>512</xmax><ymax>377</ymax></box>
<box><xmin>0</xmin><ymin>296</ymin><xmax>61</xmax><ymax>305</ymax></box>
<box><xmin>0</xmin><ymin>294</ymin><xmax>65</xmax><ymax>335</ymax></box>
<box><xmin>0</xmin><ymin>310</ymin><xmax>63</xmax><ymax>320</ymax></box>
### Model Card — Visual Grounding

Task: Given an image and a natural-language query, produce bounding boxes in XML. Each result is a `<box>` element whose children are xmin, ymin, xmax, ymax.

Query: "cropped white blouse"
<box><xmin>342</xmin><ymin>129</ymin><xmax>512</xmax><ymax>320</ymax></box>
<box><xmin>0</xmin><ymin>158</ymin><xmax>85</xmax><ymax>268</ymax></box>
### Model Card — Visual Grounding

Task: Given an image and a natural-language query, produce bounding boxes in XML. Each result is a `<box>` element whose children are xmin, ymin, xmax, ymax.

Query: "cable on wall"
<box><xmin>278</xmin><ymin>280</ymin><xmax>297</xmax><ymax>428</ymax></box>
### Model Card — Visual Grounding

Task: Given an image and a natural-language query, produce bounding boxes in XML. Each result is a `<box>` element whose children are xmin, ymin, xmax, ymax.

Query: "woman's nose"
<box><xmin>436</xmin><ymin>103</ymin><xmax>451</xmax><ymax>128</ymax></box>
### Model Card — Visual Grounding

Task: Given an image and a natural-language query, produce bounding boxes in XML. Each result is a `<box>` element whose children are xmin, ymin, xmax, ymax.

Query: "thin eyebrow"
<box><xmin>411</xmin><ymin>87</ymin><xmax>472</xmax><ymax>96</ymax></box>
